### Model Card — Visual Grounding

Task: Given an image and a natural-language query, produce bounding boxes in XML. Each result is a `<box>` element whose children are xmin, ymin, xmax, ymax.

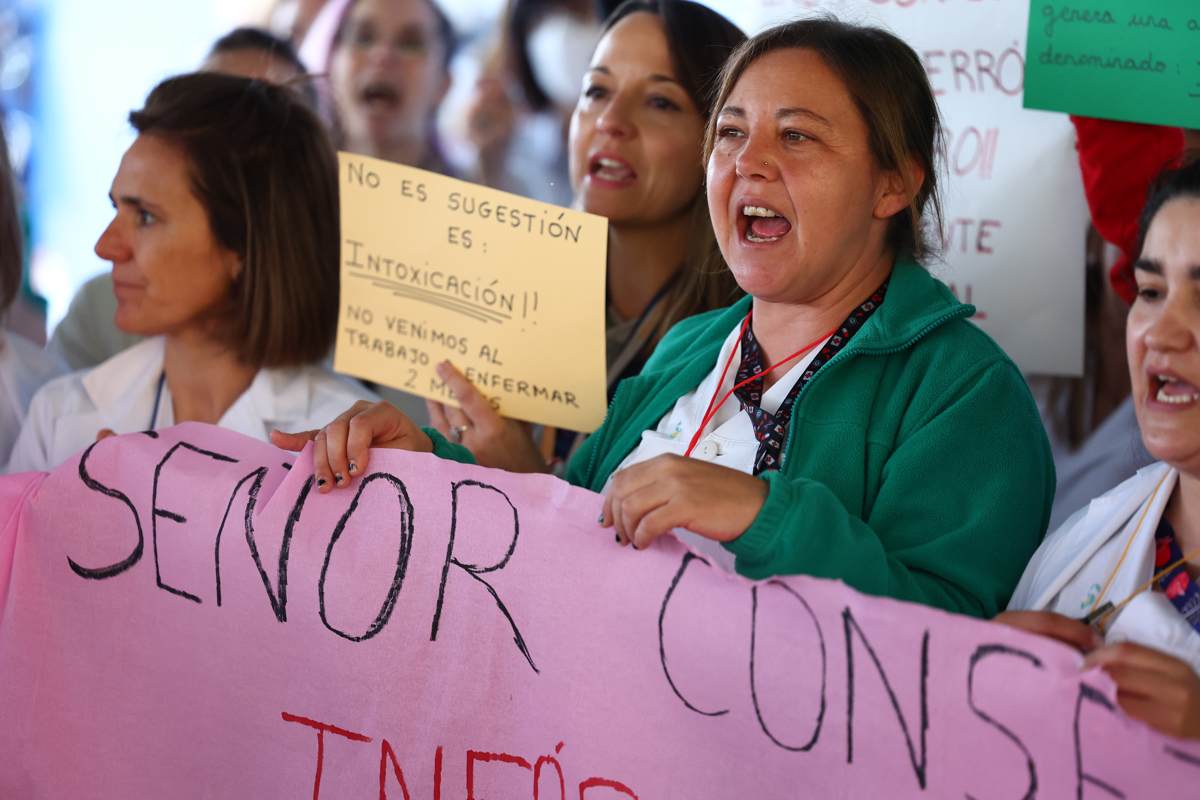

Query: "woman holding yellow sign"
<box><xmin>279</xmin><ymin>17</ymin><xmax>1054</xmax><ymax>618</ymax></box>
<box><xmin>426</xmin><ymin>0</ymin><xmax>745</xmax><ymax>471</ymax></box>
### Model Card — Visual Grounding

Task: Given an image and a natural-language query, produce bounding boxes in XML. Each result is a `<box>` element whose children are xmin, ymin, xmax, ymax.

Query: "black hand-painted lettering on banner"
<box><xmin>1164</xmin><ymin>744</ymin><xmax>1200</xmax><ymax>769</ymax></box>
<box><xmin>69</xmin><ymin>440</ymin><xmax>143</xmax><ymax>579</ymax></box>
<box><xmin>658</xmin><ymin>552</ymin><xmax>728</xmax><ymax>717</ymax></box>
<box><xmin>430</xmin><ymin>479</ymin><xmax>537</xmax><ymax>673</ymax></box>
<box><xmin>218</xmin><ymin>470</ymin><xmax>314</xmax><ymax>622</ymax></box>
<box><xmin>750</xmin><ymin>582</ymin><xmax>826</xmax><ymax>751</ymax></box>
<box><xmin>213</xmin><ymin>466</ymin><xmax>267</xmax><ymax>607</ymax></box>
<box><xmin>319</xmin><ymin>472</ymin><xmax>414</xmax><ymax>642</ymax></box>
<box><xmin>965</xmin><ymin>644</ymin><xmax>1041</xmax><ymax>800</ymax></box>
<box><xmin>151</xmin><ymin>441</ymin><xmax>238</xmax><ymax>604</ymax></box>
<box><xmin>1073</xmin><ymin>683</ymin><xmax>1126</xmax><ymax>799</ymax></box>
<box><xmin>843</xmin><ymin>608</ymin><xmax>929</xmax><ymax>790</ymax></box>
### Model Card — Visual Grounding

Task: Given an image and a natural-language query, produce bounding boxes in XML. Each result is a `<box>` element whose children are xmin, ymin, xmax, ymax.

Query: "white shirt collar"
<box><xmin>80</xmin><ymin>336</ymin><xmax>317</xmax><ymax>435</ymax></box>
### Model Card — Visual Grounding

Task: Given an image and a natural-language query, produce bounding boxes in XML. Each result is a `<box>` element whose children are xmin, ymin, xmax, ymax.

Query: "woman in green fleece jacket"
<box><xmin>276</xmin><ymin>18</ymin><xmax>1054</xmax><ymax>619</ymax></box>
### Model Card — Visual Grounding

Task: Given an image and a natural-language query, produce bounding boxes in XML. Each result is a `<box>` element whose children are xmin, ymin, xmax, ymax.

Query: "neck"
<box><xmin>162</xmin><ymin>332</ymin><xmax>257</xmax><ymax>425</ymax></box>
<box><xmin>347</xmin><ymin>134</ymin><xmax>430</xmax><ymax>169</ymax></box>
<box><xmin>375</xmin><ymin>138</ymin><xmax>430</xmax><ymax>169</ymax></box>
<box><xmin>1168</xmin><ymin>471</ymin><xmax>1200</xmax><ymax>576</ymax></box>
<box><xmin>607</xmin><ymin>213</ymin><xmax>691</xmax><ymax>321</ymax></box>
<box><xmin>750</xmin><ymin>248</ymin><xmax>894</xmax><ymax>389</ymax></box>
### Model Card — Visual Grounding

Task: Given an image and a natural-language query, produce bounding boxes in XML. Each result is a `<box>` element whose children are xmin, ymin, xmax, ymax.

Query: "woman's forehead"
<box><xmin>1142</xmin><ymin>197</ymin><xmax>1200</xmax><ymax>266</ymax></box>
<box><xmin>727</xmin><ymin>49</ymin><xmax>846</xmax><ymax>110</ymax></box>
<box><xmin>589</xmin><ymin>13</ymin><xmax>674</xmax><ymax>77</ymax></box>
<box><xmin>345</xmin><ymin>0</ymin><xmax>437</xmax><ymax>29</ymax></box>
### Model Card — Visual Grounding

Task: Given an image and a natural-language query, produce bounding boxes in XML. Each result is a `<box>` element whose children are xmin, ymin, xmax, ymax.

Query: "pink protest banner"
<box><xmin>0</xmin><ymin>423</ymin><xmax>1197</xmax><ymax>798</ymax></box>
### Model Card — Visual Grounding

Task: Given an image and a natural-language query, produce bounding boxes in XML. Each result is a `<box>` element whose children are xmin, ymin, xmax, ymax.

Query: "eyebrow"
<box><xmin>1134</xmin><ymin>258</ymin><xmax>1200</xmax><ymax>279</ymax></box>
<box><xmin>719</xmin><ymin>105</ymin><xmax>833</xmax><ymax>127</ymax></box>
<box><xmin>110</xmin><ymin>192</ymin><xmax>163</xmax><ymax>213</ymax></box>
<box><xmin>586</xmin><ymin>66</ymin><xmax>683</xmax><ymax>87</ymax></box>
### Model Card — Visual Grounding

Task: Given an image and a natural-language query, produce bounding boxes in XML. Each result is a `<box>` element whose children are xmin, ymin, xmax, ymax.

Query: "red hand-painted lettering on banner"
<box><xmin>534</xmin><ymin>742</ymin><xmax>568</xmax><ymax>800</ymax></box>
<box><xmin>280</xmin><ymin>713</ymin><xmax>638</xmax><ymax>800</ymax></box>
<box><xmin>379</xmin><ymin>739</ymin><xmax>413</xmax><ymax>800</ymax></box>
<box><xmin>281</xmin><ymin>712</ymin><xmax>373</xmax><ymax>800</ymax></box>
<box><xmin>467</xmin><ymin>749</ymin><xmax>533</xmax><ymax>799</ymax></box>
<box><xmin>579</xmin><ymin>776</ymin><xmax>639</xmax><ymax>799</ymax></box>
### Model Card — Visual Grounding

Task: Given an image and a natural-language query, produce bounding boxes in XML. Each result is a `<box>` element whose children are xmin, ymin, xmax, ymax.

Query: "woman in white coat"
<box><xmin>1002</xmin><ymin>161</ymin><xmax>1200</xmax><ymax>739</ymax></box>
<box><xmin>0</xmin><ymin>122</ymin><xmax>64</xmax><ymax>465</ymax></box>
<box><xmin>7</xmin><ymin>73</ymin><xmax>374</xmax><ymax>474</ymax></box>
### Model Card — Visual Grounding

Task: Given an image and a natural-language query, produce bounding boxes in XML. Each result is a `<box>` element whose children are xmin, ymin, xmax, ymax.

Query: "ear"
<box><xmin>224</xmin><ymin>249</ymin><xmax>244</xmax><ymax>283</ymax></box>
<box><xmin>873</xmin><ymin>158</ymin><xmax>925</xmax><ymax>221</ymax></box>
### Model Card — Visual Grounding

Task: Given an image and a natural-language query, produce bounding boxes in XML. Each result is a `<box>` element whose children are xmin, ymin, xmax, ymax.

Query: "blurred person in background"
<box><xmin>422</xmin><ymin>0</ymin><xmax>745</xmax><ymax>471</ymax></box>
<box><xmin>49</xmin><ymin>27</ymin><xmax>316</xmax><ymax>372</ymax></box>
<box><xmin>0</xmin><ymin>120</ymin><xmax>64</xmax><ymax>465</ymax></box>
<box><xmin>7</xmin><ymin>73</ymin><xmax>375</xmax><ymax>473</ymax></box>
<box><xmin>456</xmin><ymin>0</ymin><xmax>600</xmax><ymax>205</ymax></box>
<box><xmin>300</xmin><ymin>0</ymin><xmax>457</xmax><ymax>175</ymax></box>
<box><xmin>203</xmin><ymin>26</ymin><xmax>317</xmax><ymax>103</ymax></box>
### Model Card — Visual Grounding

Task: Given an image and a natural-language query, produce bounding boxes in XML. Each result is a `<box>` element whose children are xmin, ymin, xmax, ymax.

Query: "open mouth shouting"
<box><xmin>587</xmin><ymin>152</ymin><xmax>637</xmax><ymax>187</ymax></box>
<box><xmin>739</xmin><ymin>203</ymin><xmax>793</xmax><ymax>244</ymax></box>
<box><xmin>1150</xmin><ymin>371</ymin><xmax>1200</xmax><ymax>408</ymax></box>
<box><xmin>359</xmin><ymin>80</ymin><xmax>402</xmax><ymax>114</ymax></box>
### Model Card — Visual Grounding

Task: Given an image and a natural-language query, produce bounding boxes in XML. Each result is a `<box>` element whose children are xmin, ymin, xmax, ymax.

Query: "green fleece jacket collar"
<box><xmin>576</xmin><ymin>257</ymin><xmax>972</xmax><ymax>490</ymax></box>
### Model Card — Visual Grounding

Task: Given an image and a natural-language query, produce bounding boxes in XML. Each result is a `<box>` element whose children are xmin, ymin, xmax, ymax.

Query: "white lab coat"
<box><xmin>6</xmin><ymin>336</ymin><xmax>376</xmax><ymax>474</ymax></box>
<box><xmin>1009</xmin><ymin>461</ymin><xmax>1200</xmax><ymax>673</ymax></box>
<box><xmin>0</xmin><ymin>333</ymin><xmax>66</xmax><ymax>467</ymax></box>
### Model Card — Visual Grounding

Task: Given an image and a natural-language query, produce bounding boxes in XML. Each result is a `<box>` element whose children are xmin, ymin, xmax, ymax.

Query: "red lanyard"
<box><xmin>683</xmin><ymin>313</ymin><xmax>836</xmax><ymax>458</ymax></box>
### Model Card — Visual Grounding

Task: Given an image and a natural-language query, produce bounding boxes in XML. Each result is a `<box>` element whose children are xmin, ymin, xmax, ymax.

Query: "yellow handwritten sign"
<box><xmin>334</xmin><ymin>153</ymin><xmax>608</xmax><ymax>431</ymax></box>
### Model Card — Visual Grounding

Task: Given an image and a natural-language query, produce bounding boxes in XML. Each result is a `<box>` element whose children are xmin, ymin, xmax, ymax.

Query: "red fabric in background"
<box><xmin>1070</xmin><ymin>116</ymin><xmax>1185</xmax><ymax>304</ymax></box>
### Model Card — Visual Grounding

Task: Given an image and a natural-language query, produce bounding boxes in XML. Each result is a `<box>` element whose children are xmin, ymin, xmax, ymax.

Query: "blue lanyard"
<box><xmin>1154</xmin><ymin>517</ymin><xmax>1200</xmax><ymax>637</ymax></box>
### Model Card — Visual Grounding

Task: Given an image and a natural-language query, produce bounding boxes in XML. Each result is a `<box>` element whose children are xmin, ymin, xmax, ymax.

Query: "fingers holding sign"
<box><xmin>427</xmin><ymin>360</ymin><xmax>549</xmax><ymax>474</ymax></box>
<box><xmin>270</xmin><ymin>400</ymin><xmax>432</xmax><ymax>492</ymax></box>
<box><xmin>992</xmin><ymin>610</ymin><xmax>1103</xmax><ymax>653</ymax></box>
<box><xmin>1084</xmin><ymin>642</ymin><xmax>1200</xmax><ymax>740</ymax></box>
<box><xmin>601</xmin><ymin>454</ymin><xmax>768</xmax><ymax>550</ymax></box>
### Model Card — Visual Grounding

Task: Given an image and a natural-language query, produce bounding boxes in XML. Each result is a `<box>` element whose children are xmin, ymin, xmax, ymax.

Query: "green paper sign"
<box><xmin>1024</xmin><ymin>1</ymin><xmax>1200</xmax><ymax>128</ymax></box>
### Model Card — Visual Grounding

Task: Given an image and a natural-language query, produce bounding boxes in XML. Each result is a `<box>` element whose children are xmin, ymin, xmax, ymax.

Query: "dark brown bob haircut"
<box><xmin>129</xmin><ymin>72</ymin><xmax>340</xmax><ymax>367</ymax></box>
<box><xmin>0</xmin><ymin>121</ymin><xmax>20</xmax><ymax>318</ymax></box>
<box><xmin>601</xmin><ymin>0</ymin><xmax>746</xmax><ymax>348</ymax></box>
<box><xmin>703</xmin><ymin>17</ymin><xmax>943</xmax><ymax>261</ymax></box>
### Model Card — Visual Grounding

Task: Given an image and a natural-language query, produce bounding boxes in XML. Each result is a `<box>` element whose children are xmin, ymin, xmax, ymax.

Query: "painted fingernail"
<box><xmin>614</xmin><ymin>533</ymin><xmax>619</xmax><ymax>542</ymax></box>
<box><xmin>335</xmin><ymin>473</ymin><xmax>344</xmax><ymax>485</ymax></box>
<box><xmin>316</xmin><ymin>478</ymin><xmax>327</xmax><ymax>488</ymax></box>
<box><xmin>348</xmin><ymin>461</ymin><xmax>358</xmax><ymax>475</ymax></box>
<box><xmin>597</xmin><ymin>513</ymin><xmax>605</xmax><ymax>524</ymax></box>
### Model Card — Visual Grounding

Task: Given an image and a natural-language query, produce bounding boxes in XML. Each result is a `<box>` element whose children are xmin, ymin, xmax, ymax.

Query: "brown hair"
<box><xmin>602</xmin><ymin>0</ymin><xmax>746</xmax><ymax>349</ymax></box>
<box><xmin>129</xmin><ymin>72</ymin><xmax>340</xmax><ymax>367</ymax></box>
<box><xmin>702</xmin><ymin>17</ymin><xmax>943</xmax><ymax>260</ymax></box>
<box><xmin>0</xmin><ymin>121</ymin><xmax>20</xmax><ymax>318</ymax></box>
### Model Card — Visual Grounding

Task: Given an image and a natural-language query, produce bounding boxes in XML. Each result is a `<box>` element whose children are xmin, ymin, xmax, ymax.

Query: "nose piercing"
<box><xmin>762</xmin><ymin>160</ymin><xmax>768</xmax><ymax>167</ymax></box>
